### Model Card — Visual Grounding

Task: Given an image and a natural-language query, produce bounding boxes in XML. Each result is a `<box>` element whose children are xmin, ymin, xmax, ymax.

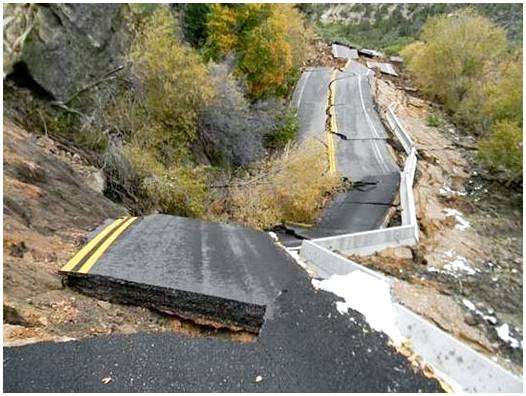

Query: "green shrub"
<box><xmin>426</xmin><ymin>113</ymin><xmax>442</xmax><ymax>128</ymax></box>
<box><xmin>402</xmin><ymin>8</ymin><xmax>522</xmax><ymax>183</ymax></box>
<box><xmin>401</xmin><ymin>9</ymin><xmax>508</xmax><ymax>118</ymax></box>
<box><xmin>478</xmin><ymin>120</ymin><xmax>522</xmax><ymax>184</ymax></box>
<box><xmin>264</xmin><ymin>109</ymin><xmax>299</xmax><ymax>151</ymax></box>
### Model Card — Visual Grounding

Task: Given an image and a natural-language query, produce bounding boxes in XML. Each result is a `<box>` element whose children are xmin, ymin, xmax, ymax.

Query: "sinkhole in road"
<box><xmin>60</xmin><ymin>214</ymin><xmax>303</xmax><ymax>337</ymax></box>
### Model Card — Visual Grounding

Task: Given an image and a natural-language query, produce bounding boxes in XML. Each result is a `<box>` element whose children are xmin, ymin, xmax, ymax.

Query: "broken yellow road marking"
<box><xmin>327</xmin><ymin>69</ymin><xmax>338</xmax><ymax>174</ymax></box>
<box><xmin>77</xmin><ymin>217</ymin><xmax>137</xmax><ymax>274</ymax></box>
<box><xmin>60</xmin><ymin>217</ymin><xmax>127</xmax><ymax>273</ymax></box>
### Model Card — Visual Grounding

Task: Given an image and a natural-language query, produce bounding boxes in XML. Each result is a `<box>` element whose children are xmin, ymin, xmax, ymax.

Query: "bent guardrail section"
<box><xmin>387</xmin><ymin>103</ymin><xmax>413</xmax><ymax>154</ymax></box>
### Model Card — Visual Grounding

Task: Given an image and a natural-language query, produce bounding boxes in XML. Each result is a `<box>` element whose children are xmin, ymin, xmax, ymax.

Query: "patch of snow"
<box><xmin>312</xmin><ymin>271</ymin><xmax>404</xmax><ymax>346</ymax></box>
<box><xmin>443</xmin><ymin>208</ymin><xmax>470</xmax><ymax>230</ymax></box>
<box><xmin>439</xmin><ymin>185</ymin><xmax>467</xmax><ymax>197</ymax></box>
<box><xmin>463</xmin><ymin>299</ymin><xmax>476</xmax><ymax>311</ymax></box>
<box><xmin>443</xmin><ymin>256</ymin><xmax>477</xmax><ymax>277</ymax></box>
<box><xmin>463</xmin><ymin>299</ymin><xmax>498</xmax><ymax>325</ymax></box>
<box><xmin>496</xmin><ymin>323</ymin><xmax>522</xmax><ymax>349</ymax></box>
<box><xmin>267</xmin><ymin>231</ymin><xmax>278</xmax><ymax>241</ymax></box>
<box><xmin>484</xmin><ymin>315</ymin><xmax>497</xmax><ymax>325</ymax></box>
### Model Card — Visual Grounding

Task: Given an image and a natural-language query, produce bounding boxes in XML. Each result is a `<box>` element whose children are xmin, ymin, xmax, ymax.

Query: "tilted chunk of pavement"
<box><xmin>60</xmin><ymin>214</ymin><xmax>302</xmax><ymax>332</ymax></box>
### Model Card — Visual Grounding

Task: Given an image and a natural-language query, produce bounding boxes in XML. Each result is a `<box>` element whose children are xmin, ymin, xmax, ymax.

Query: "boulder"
<box><xmin>86</xmin><ymin>169</ymin><xmax>106</xmax><ymax>194</ymax></box>
<box><xmin>11</xmin><ymin>4</ymin><xmax>131</xmax><ymax>101</ymax></box>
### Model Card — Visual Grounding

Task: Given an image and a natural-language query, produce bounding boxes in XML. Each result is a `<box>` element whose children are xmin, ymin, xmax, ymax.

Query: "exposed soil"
<box><xmin>3</xmin><ymin>120</ymin><xmax>255</xmax><ymax>346</ymax></box>
<box><xmin>353</xmin><ymin>74</ymin><xmax>523</xmax><ymax>373</ymax></box>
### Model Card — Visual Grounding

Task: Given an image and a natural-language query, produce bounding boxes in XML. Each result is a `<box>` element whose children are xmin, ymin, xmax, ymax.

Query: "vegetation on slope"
<box><xmin>402</xmin><ymin>9</ymin><xmax>522</xmax><ymax>184</ymax></box>
<box><xmin>6</xmin><ymin>5</ymin><xmax>333</xmax><ymax>229</ymax></box>
<box><xmin>305</xmin><ymin>3</ymin><xmax>522</xmax><ymax>54</ymax></box>
<box><xmin>180</xmin><ymin>4</ymin><xmax>312</xmax><ymax>99</ymax></box>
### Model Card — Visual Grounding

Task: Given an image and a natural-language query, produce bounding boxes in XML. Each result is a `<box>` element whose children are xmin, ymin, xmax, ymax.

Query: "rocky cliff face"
<box><xmin>315</xmin><ymin>3</ymin><xmax>522</xmax><ymax>42</ymax></box>
<box><xmin>4</xmin><ymin>4</ymin><xmax>131</xmax><ymax>101</ymax></box>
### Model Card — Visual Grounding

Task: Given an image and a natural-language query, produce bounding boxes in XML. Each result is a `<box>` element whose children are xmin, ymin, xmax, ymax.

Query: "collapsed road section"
<box><xmin>283</xmin><ymin>58</ymin><xmax>400</xmax><ymax>244</ymax></box>
<box><xmin>60</xmin><ymin>214</ymin><xmax>302</xmax><ymax>333</ymax></box>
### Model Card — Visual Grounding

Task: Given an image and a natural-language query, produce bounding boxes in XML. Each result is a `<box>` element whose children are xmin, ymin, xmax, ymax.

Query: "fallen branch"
<box><xmin>64</xmin><ymin>65</ymin><xmax>125</xmax><ymax>105</ymax></box>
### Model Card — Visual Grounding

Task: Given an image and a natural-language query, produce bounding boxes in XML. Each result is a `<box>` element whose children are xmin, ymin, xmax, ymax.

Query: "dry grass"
<box><xmin>213</xmin><ymin>138</ymin><xmax>341</xmax><ymax>229</ymax></box>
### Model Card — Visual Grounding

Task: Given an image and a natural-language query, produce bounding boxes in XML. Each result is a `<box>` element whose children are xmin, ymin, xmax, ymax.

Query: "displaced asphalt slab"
<box><xmin>62</xmin><ymin>214</ymin><xmax>302</xmax><ymax>331</ymax></box>
<box><xmin>4</xmin><ymin>271</ymin><xmax>443</xmax><ymax>392</ymax></box>
<box><xmin>311</xmin><ymin>173</ymin><xmax>400</xmax><ymax>237</ymax></box>
<box><xmin>332</xmin><ymin>43</ymin><xmax>359</xmax><ymax>60</ymax></box>
<box><xmin>292</xmin><ymin>67</ymin><xmax>331</xmax><ymax>142</ymax></box>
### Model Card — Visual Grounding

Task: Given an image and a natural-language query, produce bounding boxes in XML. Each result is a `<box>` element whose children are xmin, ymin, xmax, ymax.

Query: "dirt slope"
<box><xmin>357</xmin><ymin>75</ymin><xmax>523</xmax><ymax>373</ymax></box>
<box><xmin>3</xmin><ymin>121</ymin><xmax>256</xmax><ymax>345</ymax></box>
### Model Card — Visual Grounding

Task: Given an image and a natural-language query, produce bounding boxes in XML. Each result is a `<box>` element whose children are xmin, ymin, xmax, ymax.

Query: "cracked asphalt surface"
<box><xmin>4</xmin><ymin>55</ymin><xmax>439</xmax><ymax>393</ymax></box>
<box><xmin>291</xmin><ymin>66</ymin><xmax>332</xmax><ymax>142</ymax></box>
<box><xmin>284</xmin><ymin>60</ymin><xmax>399</xmax><ymax>243</ymax></box>
<box><xmin>4</xmin><ymin>266</ymin><xmax>442</xmax><ymax>392</ymax></box>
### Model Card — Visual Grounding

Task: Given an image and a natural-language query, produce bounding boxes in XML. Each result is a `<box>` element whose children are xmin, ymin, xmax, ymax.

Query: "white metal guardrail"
<box><xmin>387</xmin><ymin>103</ymin><xmax>413</xmax><ymax>154</ymax></box>
<box><xmin>304</xmin><ymin>224</ymin><xmax>416</xmax><ymax>256</ymax></box>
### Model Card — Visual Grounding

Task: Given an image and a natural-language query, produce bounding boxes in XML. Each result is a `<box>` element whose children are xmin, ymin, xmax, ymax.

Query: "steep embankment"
<box><xmin>3</xmin><ymin>121</ymin><xmax>255</xmax><ymax>345</ymax></box>
<box><xmin>353</xmin><ymin>75</ymin><xmax>523</xmax><ymax>372</ymax></box>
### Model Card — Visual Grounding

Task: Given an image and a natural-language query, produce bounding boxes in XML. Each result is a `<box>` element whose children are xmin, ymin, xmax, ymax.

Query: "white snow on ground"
<box><xmin>439</xmin><ymin>185</ymin><xmax>467</xmax><ymax>197</ymax></box>
<box><xmin>427</xmin><ymin>252</ymin><xmax>478</xmax><ymax>278</ymax></box>
<box><xmin>462</xmin><ymin>298</ymin><xmax>498</xmax><ymax>325</ymax></box>
<box><xmin>443</xmin><ymin>208</ymin><xmax>470</xmax><ymax>230</ymax></box>
<box><xmin>267</xmin><ymin>231</ymin><xmax>279</xmax><ymax>241</ymax></box>
<box><xmin>312</xmin><ymin>271</ymin><xmax>404</xmax><ymax>346</ymax></box>
<box><xmin>443</xmin><ymin>256</ymin><xmax>477</xmax><ymax>276</ymax></box>
<box><xmin>462</xmin><ymin>298</ymin><xmax>476</xmax><ymax>311</ymax></box>
<box><xmin>496</xmin><ymin>324</ymin><xmax>522</xmax><ymax>349</ymax></box>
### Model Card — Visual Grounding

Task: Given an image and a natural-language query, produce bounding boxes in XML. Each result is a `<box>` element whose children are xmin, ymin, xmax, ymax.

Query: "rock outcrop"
<box><xmin>5</xmin><ymin>4</ymin><xmax>131</xmax><ymax>101</ymax></box>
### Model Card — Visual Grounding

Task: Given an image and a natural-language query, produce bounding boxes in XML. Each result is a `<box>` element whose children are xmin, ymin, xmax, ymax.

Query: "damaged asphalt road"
<box><xmin>4</xmin><ymin>269</ymin><xmax>442</xmax><ymax>392</ymax></box>
<box><xmin>61</xmin><ymin>214</ymin><xmax>303</xmax><ymax>333</ymax></box>
<box><xmin>282</xmin><ymin>60</ymin><xmax>400</xmax><ymax>245</ymax></box>
<box><xmin>4</xmin><ymin>213</ymin><xmax>441</xmax><ymax>391</ymax></box>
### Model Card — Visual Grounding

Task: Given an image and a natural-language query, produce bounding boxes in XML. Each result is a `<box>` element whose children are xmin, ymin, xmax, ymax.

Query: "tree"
<box><xmin>205</xmin><ymin>4</ymin><xmax>311</xmax><ymax>99</ymax></box>
<box><xmin>402</xmin><ymin>9</ymin><xmax>508</xmax><ymax>113</ymax></box>
<box><xmin>182</xmin><ymin>4</ymin><xmax>211</xmax><ymax>47</ymax></box>
<box><xmin>478</xmin><ymin>120</ymin><xmax>522</xmax><ymax>184</ymax></box>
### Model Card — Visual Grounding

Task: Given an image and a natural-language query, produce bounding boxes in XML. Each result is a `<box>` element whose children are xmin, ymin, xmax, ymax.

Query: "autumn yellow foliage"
<box><xmin>215</xmin><ymin>139</ymin><xmax>341</xmax><ymax>229</ymax></box>
<box><xmin>205</xmin><ymin>4</ymin><xmax>312</xmax><ymax>99</ymax></box>
<box><xmin>401</xmin><ymin>8</ymin><xmax>522</xmax><ymax>183</ymax></box>
<box><xmin>109</xmin><ymin>7</ymin><xmax>215</xmax><ymax>216</ymax></box>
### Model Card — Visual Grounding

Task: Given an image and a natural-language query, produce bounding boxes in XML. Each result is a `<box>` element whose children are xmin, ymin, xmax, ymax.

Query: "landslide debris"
<box><xmin>3</xmin><ymin>121</ymin><xmax>255</xmax><ymax>345</ymax></box>
<box><xmin>353</xmin><ymin>76</ymin><xmax>523</xmax><ymax>372</ymax></box>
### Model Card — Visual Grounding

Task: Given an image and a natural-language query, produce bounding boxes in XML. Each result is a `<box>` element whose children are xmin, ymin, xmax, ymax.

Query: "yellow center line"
<box><xmin>60</xmin><ymin>217</ymin><xmax>127</xmax><ymax>272</ymax></box>
<box><xmin>327</xmin><ymin>69</ymin><xmax>338</xmax><ymax>174</ymax></box>
<box><xmin>77</xmin><ymin>217</ymin><xmax>138</xmax><ymax>274</ymax></box>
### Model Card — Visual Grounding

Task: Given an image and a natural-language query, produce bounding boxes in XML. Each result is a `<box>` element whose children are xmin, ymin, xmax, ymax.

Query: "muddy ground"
<box><xmin>352</xmin><ymin>72</ymin><xmax>523</xmax><ymax>373</ymax></box>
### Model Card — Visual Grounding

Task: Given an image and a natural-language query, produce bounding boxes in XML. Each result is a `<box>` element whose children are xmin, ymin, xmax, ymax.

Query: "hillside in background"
<box><xmin>300</xmin><ymin>3</ymin><xmax>522</xmax><ymax>52</ymax></box>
